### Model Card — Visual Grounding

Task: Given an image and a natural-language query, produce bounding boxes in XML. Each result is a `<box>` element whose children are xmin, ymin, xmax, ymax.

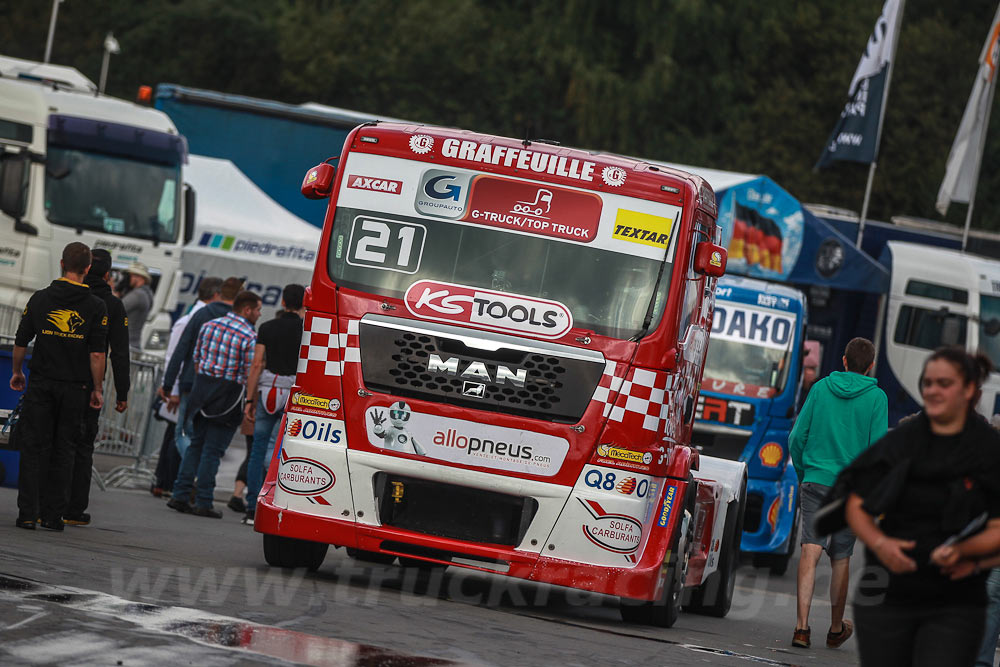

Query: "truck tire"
<box><xmin>263</xmin><ymin>534</ymin><xmax>329</xmax><ymax>572</ymax></box>
<box><xmin>685</xmin><ymin>497</ymin><xmax>743</xmax><ymax>616</ymax></box>
<box><xmin>620</xmin><ymin>482</ymin><xmax>693</xmax><ymax>628</ymax></box>
<box><xmin>346</xmin><ymin>548</ymin><xmax>397</xmax><ymax>565</ymax></box>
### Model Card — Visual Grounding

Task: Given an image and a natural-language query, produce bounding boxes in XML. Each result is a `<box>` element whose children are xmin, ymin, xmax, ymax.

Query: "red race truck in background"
<box><xmin>255</xmin><ymin>123</ymin><xmax>747</xmax><ymax>627</ymax></box>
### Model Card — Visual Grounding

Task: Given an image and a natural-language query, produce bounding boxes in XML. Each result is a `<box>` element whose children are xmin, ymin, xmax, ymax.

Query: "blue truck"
<box><xmin>693</xmin><ymin>276</ymin><xmax>806</xmax><ymax>575</ymax></box>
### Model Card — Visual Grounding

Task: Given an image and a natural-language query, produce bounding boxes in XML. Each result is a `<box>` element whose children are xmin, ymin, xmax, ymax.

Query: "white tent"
<box><xmin>179</xmin><ymin>155</ymin><xmax>321</xmax><ymax>315</ymax></box>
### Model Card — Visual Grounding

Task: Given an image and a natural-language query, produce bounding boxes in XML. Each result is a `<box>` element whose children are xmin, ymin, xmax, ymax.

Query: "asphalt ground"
<box><xmin>0</xmin><ymin>473</ymin><xmax>878</xmax><ymax>667</ymax></box>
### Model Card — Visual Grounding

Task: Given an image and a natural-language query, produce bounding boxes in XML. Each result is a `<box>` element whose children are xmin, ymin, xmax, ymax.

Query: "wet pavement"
<box><xmin>0</xmin><ymin>485</ymin><xmax>863</xmax><ymax>666</ymax></box>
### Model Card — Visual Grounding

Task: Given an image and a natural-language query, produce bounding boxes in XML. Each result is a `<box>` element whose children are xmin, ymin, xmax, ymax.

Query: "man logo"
<box><xmin>47</xmin><ymin>309</ymin><xmax>84</xmax><ymax>333</ymax></box>
<box><xmin>462</xmin><ymin>381</ymin><xmax>486</xmax><ymax>399</ymax></box>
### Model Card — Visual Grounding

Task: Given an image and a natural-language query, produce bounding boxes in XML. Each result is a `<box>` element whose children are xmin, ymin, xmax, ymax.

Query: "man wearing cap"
<box><xmin>121</xmin><ymin>262</ymin><xmax>153</xmax><ymax>349</ymax></box>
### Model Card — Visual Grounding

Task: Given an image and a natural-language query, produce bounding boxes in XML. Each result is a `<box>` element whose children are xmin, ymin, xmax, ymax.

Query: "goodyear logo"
<box><xmin>597</xmin><ymin>443</ymin><xmax>652</xmax><ymax>465</ymax></box>
<box><xmin>658</xmin><ymin>484</ymin><xmax>677</xmax><ymax>528</ymax></box>
<box><xmin>613</xmin><ymin>209</ymin><xmax>674</xmax><ymax>249</ymax></box>
<box><xmin>291</xmin><ymin>392</ymin><xmax>341</xmax><ymax>411</ymax></box>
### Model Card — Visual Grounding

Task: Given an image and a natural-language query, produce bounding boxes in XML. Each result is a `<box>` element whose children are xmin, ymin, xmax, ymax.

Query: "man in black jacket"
<box><xmin>10</xmin><ymin>242</ymin><xmax>107</xmax><ymax>531</ymax></box>
<box><xmin>65</xmin><ymin>248</ymin><xmax>130</xmax><ymax>525</ymax></box>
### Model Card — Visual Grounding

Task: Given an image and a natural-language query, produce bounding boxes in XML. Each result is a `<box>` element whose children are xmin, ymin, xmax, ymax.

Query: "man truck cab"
<box><xmin>694</xmin><ymin>276</ymin><xmax>806</xmax><ymax>575</ymax></box>
<box><xmin>0</xmin><ymin>55</ymin><xmax>193</xmax><ymax>348</ymax></box>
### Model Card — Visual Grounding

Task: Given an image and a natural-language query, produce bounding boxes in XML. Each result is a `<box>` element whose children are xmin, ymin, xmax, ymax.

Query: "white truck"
<box><xmin>0</xmin><ymin>55</ymin><xmax>193</xmax><ymax>349</ymax></box>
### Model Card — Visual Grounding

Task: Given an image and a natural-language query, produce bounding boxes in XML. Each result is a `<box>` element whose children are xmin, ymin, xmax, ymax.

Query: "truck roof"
<box><xmin>0</xmin><ymin>55</ymin><xmax>178</xmax><ymax>136</ymax></box>
<box><xmin>716</xmin><ymin>275</ymin><xmax>806</xmax><ymax>313</ymax></box>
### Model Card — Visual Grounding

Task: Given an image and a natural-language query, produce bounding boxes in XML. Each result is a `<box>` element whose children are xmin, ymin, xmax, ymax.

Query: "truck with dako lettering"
<box><xmin>0</xmin><ymin>55</ymin><xmax>193</xmax><ymax>348</ymax></box>
<box><xmin>693</xmin><ymin>276</ymin><xmax>806</xmax><ymax>575</ymax></box>
<box><xmin>254</xmin><ymin>123</ymin><xmax>747</xmax><ymax>626</ymax></box>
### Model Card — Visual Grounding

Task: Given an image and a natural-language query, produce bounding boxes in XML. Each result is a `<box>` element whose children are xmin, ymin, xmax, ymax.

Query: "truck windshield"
<box><xmin>702</xmin><ymin>303</ymin><xmax>797</xmax><ymax>397</ymax></box>
<box><xmin>44</xmin><ymin>147</ymin><xmax>180</xmax><ymax>242</ymax></box>
<box><xmin>327</xmin><ymin>206</ymin><xmax>672</xmax><ymax>340</ymax></box>
<box><xmin>980</xmin><ymin>294</ymin><xmax>1000</xmax><ymax>368</ymax></box>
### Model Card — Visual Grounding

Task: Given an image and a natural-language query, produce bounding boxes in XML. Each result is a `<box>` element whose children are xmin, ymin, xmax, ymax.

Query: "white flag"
<box><xmin>847</xmin><ymin>0</ymin><xmax>902</xmax><ymax>97</ymax></box>
<box><xmin>936</xmin><ymin>4</ymin><xmax>1000</xmax><ymax>215</ymax></box>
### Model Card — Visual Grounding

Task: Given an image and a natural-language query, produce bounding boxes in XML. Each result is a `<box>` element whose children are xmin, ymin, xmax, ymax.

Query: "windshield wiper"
<box><xmin>629</xmin><ymin>240</ymin><xmax>673</xmax><ymax>343</ymax></box>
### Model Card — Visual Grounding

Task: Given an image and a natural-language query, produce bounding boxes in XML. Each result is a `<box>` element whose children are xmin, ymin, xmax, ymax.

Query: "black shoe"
<box><xmin>227</xmin><ymin>496</ymin><xmax>246</xmax><ymax>513</ymax></box>
<box><xmin>63</xmin><ymin>513</ymin><xmax>91</xmax><ymax>526</ymax></box>
<box><xmin>191</xmin><ymin>506</ymin><xmax>223</xmax><ymax>519</ymax></box>
<box><xmin>39</xmin><ymin>519</ymin><xmax>64</xmax><ymax>532</ymax></box>
<box><xmin>15</xmin><ymin>517</ymin><xmax>35</xmax><ymax>530</ymax></box>
<box><xmin>166</xmin><ymin>498</ymin><xmax>193</xmax><ymax>514</ymax></box>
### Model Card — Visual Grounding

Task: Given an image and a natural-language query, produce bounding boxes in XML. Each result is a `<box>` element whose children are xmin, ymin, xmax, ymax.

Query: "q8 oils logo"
<box><xmin>286</xmin><ymin>416</ymin><xmax>344</xmax><ymax>445</ymax></box>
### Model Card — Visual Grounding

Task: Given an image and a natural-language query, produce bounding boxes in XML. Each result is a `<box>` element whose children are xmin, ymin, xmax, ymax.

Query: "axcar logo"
<box><xmin>404</xmin><ymin>280</ymin><xmax>572</xmax><ymax>339</ymax></box>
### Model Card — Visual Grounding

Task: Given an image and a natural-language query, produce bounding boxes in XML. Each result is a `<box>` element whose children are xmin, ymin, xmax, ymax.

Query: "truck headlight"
<box><xmin>145</xmin><ymin>328</ymin><xmax>170</xmax><ymax>351</ymax></box>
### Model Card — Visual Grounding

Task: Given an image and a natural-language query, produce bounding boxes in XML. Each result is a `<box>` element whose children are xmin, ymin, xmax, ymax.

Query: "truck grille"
<box><xmin>359</xmin><ymin>315</ymin><xmax>605</xmax><ymax>423</ymax></box>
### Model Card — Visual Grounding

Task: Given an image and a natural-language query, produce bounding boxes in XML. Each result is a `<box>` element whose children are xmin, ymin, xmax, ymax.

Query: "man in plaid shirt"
<box><xmin>168</xmin><ymin>291</ymin><xmax>262</xmax><ymax>518</ymax></box>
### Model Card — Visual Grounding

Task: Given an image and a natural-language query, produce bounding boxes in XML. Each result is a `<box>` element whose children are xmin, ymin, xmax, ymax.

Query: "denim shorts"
<box><xmin>800</xmin><ymin>481</ymin><xmax>856</xmax><ymax>559</ymax></box>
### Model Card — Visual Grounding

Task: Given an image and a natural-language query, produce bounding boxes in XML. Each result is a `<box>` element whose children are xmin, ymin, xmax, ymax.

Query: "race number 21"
<box><xmin>346</xmin><ymin>216</ymin><xmax>426</xmax><ymax>274</ymax></box>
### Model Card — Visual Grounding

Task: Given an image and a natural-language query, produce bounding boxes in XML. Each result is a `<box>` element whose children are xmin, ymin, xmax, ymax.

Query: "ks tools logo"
<box><xmin>404</xmin><ymin>280</ymin><xmax>572</xmax><ymax>339</ymax></box>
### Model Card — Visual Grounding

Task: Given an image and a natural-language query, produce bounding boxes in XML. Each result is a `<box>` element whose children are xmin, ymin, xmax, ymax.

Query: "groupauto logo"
<box><xmin>424</xmin><ymin>174</ymin><xmax>462</xmax><ymax>201</ymax></box>
<box><xmin>404</xmin><ymin>279</ymin><xmax>572</xmax><ymax>339</ymax></box>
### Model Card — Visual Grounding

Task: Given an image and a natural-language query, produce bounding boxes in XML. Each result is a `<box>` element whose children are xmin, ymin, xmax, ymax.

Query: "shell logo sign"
<box><xmin>759</xmin><ymin>442</ymin><xmax>784</xmax><ymax>468</ymax></box>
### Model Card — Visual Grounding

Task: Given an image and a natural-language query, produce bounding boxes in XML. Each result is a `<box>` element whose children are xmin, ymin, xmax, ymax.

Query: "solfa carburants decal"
<box><xmin>347</xmin><ymin>174</ymin><xmax>403</xmax><ymax>195</ymax></box>
<box><xmin>404</xmin><ymin>279</ymin><xmax>573</xmax><ymax>339</ymax></box>
<box><xmin>363</xmin><ymin>404</ymin><xmax>569</xmax><ymax>476</ymax></box>
<box><xmin>277</xmin><ymin>456</ymin><xmax>336</xmax><ymax>496</ymax></box>
<box><xmin>578</xmin><ymin>498</ymin><xmax>642</xmax><ymax>557</ymax></box>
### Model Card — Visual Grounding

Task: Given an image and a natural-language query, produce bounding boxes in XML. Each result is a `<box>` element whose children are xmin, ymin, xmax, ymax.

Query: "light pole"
<box><xmin>98</xmin><ymin>32</ymin><xmax>120</xmax><ymax>94</ymax></box>
<box><xmin>43</xmin><ymin>0</ymin><xmax>65</xmax><ymax>63</ymax></box>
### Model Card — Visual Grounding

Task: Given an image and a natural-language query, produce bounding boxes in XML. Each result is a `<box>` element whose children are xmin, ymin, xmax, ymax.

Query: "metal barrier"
<box><xmin>92</xmin><ymin>351</ymin><xmax>166</xmax><ymax>490</ymax></box>
<box><xmin>0</xmin><ymin>303</ymin><xmax>22</xmax><ymax>338</ymax></box>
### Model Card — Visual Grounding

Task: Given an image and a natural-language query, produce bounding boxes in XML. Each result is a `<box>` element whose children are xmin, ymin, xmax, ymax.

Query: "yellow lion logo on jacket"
<box><xmin>47</xmin><ymin>309</ymin><xmax>84</xmax><ymax>334</ymax></box>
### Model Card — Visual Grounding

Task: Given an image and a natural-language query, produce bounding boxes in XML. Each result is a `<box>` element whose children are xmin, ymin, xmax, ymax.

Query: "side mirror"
<box><xmin>183</xmin><ymin>183</ymin><xmax>196</xmax><ymax>244</ymax></box>
<box><xmin>301</xmin><ymin>162</ymin><xmax>336</xmax><ymax>200</ymax></box>
<box><xmin>694</xmin><ymin>242</ymin><xmax>727</xmax><ymax>277</ymax></box>
<box><xmin>0</xmin><ymin>152</ymin><xmax>28</xmax><ymax>220</ymax></box>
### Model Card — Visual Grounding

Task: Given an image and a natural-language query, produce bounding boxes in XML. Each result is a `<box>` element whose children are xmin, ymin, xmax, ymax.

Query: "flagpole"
<box><xmin>856</xmin><ymin>0</ymin><xmax>906</xmax><ymax>248</ymax></box>
<box><xmin>962</xmin><ymin>62</ymin><xmax>998</xmax><ymax>251</ymax></box>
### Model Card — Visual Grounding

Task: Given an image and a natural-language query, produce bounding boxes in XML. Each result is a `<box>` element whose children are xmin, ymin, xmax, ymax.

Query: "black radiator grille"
<box><xmin>360</xmin><ymin>321</ymin><xmax>604</xmax><ymax>422</ymax></box>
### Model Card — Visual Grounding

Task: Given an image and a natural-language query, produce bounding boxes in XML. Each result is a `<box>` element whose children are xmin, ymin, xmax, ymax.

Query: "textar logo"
<box><xmin>424</xmin><ymin>175</ymin><xmax>461</xmax><ymax>201</ymax></box>
<box><xmin>404</xmin><ymin>280</ymin><xmax>573</xmax><ymax>339</ymax></box>
<box><xmin>428</xmin><ymin>353</ymin><xmax>527</xmax><ymax>388</ymax></box>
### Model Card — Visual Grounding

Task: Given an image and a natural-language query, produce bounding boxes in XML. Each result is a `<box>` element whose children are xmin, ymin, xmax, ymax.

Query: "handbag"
<box><xmin>199</xmin><ymin>381</ymin><xmax>245</xmax><ymax>429</ymax></box>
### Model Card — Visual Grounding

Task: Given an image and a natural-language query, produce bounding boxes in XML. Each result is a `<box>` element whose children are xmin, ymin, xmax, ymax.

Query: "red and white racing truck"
<box><xmin>255</xmin><ymin>123</ymin><xmax>747</xmax><ymax>626</ymax></box>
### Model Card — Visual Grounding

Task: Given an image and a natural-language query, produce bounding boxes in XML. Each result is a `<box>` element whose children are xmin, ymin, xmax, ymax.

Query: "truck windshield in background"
<box><xmin>326</xmin><ymin>157</ymin><xmax>677</xmax><ymax>340</ymax></box>
<box><xmin>44</xmin><ymin>147</ymin><xmax>180</xmax><ymax>243</ymax></box>
<box><xmin>703</xmin><ymin>302</ymin><xmax>797</xmax><ymax>397</ymax></box>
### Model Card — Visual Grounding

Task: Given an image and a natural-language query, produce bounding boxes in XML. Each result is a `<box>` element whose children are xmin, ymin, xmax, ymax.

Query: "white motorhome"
<box><xmin>0</xmin><ymin>55</ymin><xmax>193</xmax><ymax>349</ymax></box>
<box><xmin>882</xmin><ymin>240</ymin><xmax>1000</xmax><ymax>422</ymax></box>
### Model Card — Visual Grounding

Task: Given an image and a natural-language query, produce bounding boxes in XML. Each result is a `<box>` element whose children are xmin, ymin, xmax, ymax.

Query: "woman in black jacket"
<box><xmin>843</xmin><ymin>347</ymin><xmax>1000</xmax><ymax>666</ymax></box>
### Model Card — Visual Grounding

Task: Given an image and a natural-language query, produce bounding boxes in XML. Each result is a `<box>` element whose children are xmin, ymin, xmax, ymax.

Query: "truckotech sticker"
<box><xmin>404</xmin><ymin>279</ymin><xmax>573</xmax><ymax>339</ymax></box>
<box><xmin>291</xmin><ymin>392</ymin><xmax>341</xmax><ymax>412</ymax></box>
<box><xmin>364</xmin><ymin>403</ymin><xmax>569</xmax><ymax>476</ymax></box>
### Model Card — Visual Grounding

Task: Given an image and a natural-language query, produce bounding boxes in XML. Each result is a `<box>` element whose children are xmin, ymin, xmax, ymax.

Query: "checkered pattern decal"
<box><xmin>591</xmin><ymin>362</ymin><xmax>670</xmax><ymax>432</ymax></box>
<box><xmin>297</xmin><ymin>314</ymin><xmax>361</xmax><ymax>377</ymax></box>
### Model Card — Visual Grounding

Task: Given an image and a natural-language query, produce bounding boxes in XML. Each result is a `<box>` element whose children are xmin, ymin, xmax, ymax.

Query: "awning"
<box><xmin>661</xmin><ymin>164</ymin><xmax>889</xmax><ymax>294</ymax></box>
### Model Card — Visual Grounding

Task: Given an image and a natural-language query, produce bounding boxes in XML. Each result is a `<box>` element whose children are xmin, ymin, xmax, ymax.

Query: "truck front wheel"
<box><xmin>620</xmin><ymin>506</ymin><xmax>690</xmax><ymax>628</ymax></box>
<box><xmin>686</xmin><ymin>476</ymin><xmax>746</xmax><ymax>617</ymax></box>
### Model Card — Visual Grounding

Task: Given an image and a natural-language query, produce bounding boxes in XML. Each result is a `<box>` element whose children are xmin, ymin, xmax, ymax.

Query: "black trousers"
<box><xmin>855</xmin><ymin>600</ymin><xmax>985</xmax><ymax>667</ymax></box>
<box><xmin>153</xmin><ymin>421</ymin><xmax>180</xmax><ymax>492</ymax></box>
<box><xmin>67</xmin><ymin>405</ymin><xmax>100</xmax><ymax>516</ymax></box>
<box><xmin>15</xmin><ymin>376</ymin><xmax>88</xmax><ymax>523</ymax></box>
